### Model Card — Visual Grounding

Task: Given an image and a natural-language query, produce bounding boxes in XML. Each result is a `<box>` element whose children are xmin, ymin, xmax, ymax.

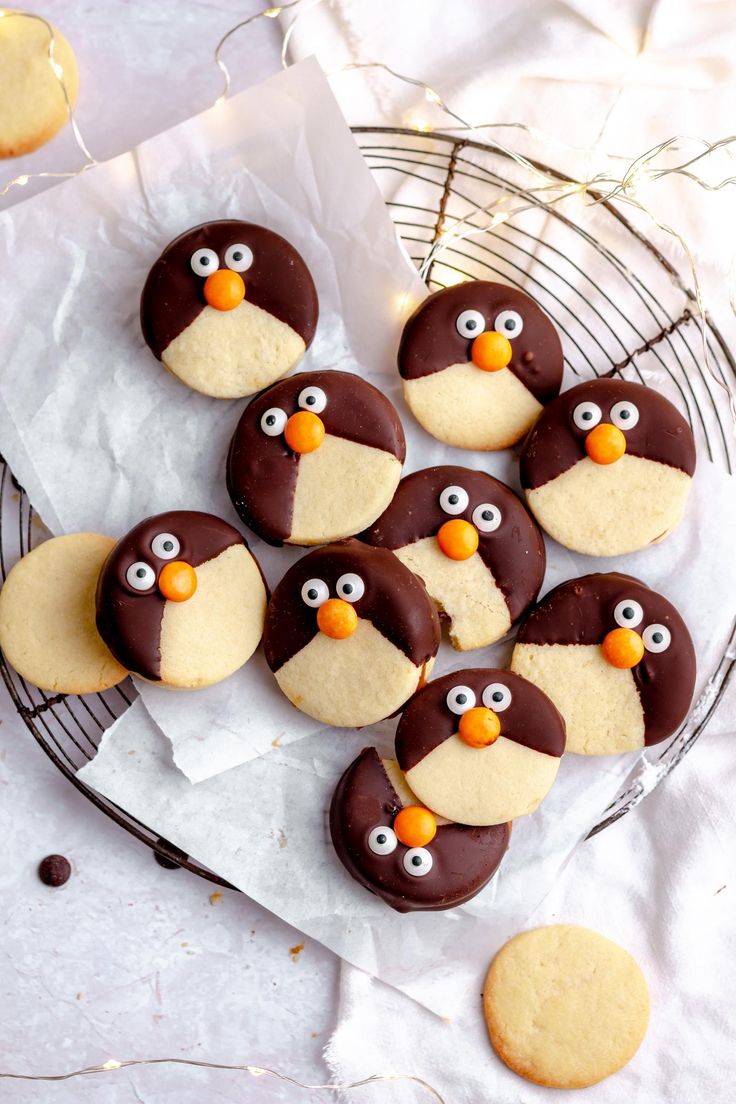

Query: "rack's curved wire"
<box><xmin>1</xmin><ymin>127</ymin><xmax>734</xmax><ymax>880</ymax></box>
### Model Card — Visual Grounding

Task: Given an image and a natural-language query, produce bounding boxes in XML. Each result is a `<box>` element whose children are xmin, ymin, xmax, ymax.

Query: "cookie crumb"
<box><xmin>38</xmin><ymin>854</ymin><xmax>71</xmax><ymax>886</ymax></box>
<box><xmin>289</xmin><ymin>942</ymin><xmax>304</xmax><ymax>961</ymax></box>
<box><xmin>209</xmin><ymin>891</ymin><xmax>223</xmax><ymax>906</ymax></box>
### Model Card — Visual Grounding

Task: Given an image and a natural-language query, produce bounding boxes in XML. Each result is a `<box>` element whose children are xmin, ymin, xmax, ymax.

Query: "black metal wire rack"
<box><xmin>1</xmin><ymin>127</ymin><xmax>734</xmax><ymax>882</ymax></box>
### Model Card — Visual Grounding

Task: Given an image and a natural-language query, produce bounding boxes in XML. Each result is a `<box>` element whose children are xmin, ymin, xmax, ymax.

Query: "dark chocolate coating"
<box><xmin>96</xmin><ymin>511</ymin><xmax>246</xmax><ymax>681</ymax></box>
<box><xmin>398</xmin><ymin>281</ymin><xmax>563</xmax><ymax>403</ymax></box>
<box><xmin>515</xmin><ymin>573</ymin><xmax>696</xmax><ymax>746</ymax></box>
<box><xmin>263</xmin><ymin>541</ymin><xmax>440</xmax><ymax>672</ymax></box>
<box><xmin>520</xmin><ymin>379</ymin><xmax>696</xmax><ymax>490</ymax></box>
<box><xmin>140</xmin><ymin>220</ymin><xmax>318</xmax><ymax>358</ymax></box>
<box><xmin>395</xmin><ymin>668</ymin><xmax>566</xmax><ymax>773</ymax></box>
<box><xmin>361</xmin><ymin>465</ymin><xmax>545</xmax><ymax>622</ymax></box>
<box><xmin>227</xmin><ymin>370</ymin><xmax>407</xmax><ymax>545</ymax></box>
<box><xmin>330</xmin><ymin>747</ymin><xmax>510</xmax><ymax>913</ymax></box>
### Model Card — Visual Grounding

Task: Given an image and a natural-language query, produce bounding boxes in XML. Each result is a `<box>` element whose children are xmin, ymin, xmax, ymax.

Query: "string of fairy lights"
<box><xmin>1</xmin><ymin>0</ymin><xmax>735</xmax><ymax>1092</ymax></box>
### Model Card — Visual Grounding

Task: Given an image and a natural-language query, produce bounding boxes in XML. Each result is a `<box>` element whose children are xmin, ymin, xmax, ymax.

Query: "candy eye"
<box><xmin>482</xmin><ymin>683</ymin><xmax>512</xmax><ymax>712</ymax></box>
<box><xmin>150</xmin><ymin>533</ymin><xmax>180</xmax><ymax>560</ymax></box>
<box><xmin>456</xmin><ymin>309</ymin><xmax>485</xmax><ymax>338</ymax></box>
<box><xmin>403</xmin><ymin>847</ymin><xmax>433</xmax><ymax>877</ymax></box>
<box><xmin>298</xmin><ymin>386</ymin><xmax>327</xmax><ymax>414</ymax></box>
<box><xmin>494</xmin><ymin>309</ymin><xmax>524</xmax><ymax>338</ymax></box>
<box><xmin>261</xmin><ymin>407</ymin><xmax>288</xmax><ymax>436</ymax></box>
<box><xmin>446</xmin><ymin>685</ymin><xmax>476</xmax><ymax>715</ymax></box>
<box><xmin>610</xmin><ymin>400</ymin><xmax>640</xmax><ymax>430</ymax></box>
<box><xmin>224</xmin><ymin>243</ymin><xmax>253</xmax><ymax>272</ymax></box>
<box><xmin>301</xmin><ymin>578</ymin><xmax>329</xmax><ymax>608</ymax></box>
<box><xmin>439</xmin><ymin>486</ymin><xmax>469</xmax><ymax>515</ymax></box>
<box><xmin>126</xmin><ymin>561</ymin><xmax>156</xmax><ymax>591</ymax></box>
<box><xmin>472</xmin><ymin>503</ymin><xmax>502</xmax><ymax>533</ymax></box>
<box><xmin>190</xmin><ymin>248</ymin><xmax>219</xmax><ymax>276</ymax></box>
<box><xmin>336</xmin><ymin>573</ymin><xmax>364</xmax><ymax>602</ymax></box>
<box><xmin>368</xmin><ymin>826</ymin><xmax>397</xmax><ymax>855</ymax></box>
<box><xmin>613</xmin><ymin>599</ymin><xmax>644</xmax><ymax>628</ymax></box>
<box><xmin>572</xmin><ymin>401</ymin><xmax>603</xmax><ymax>431</ymax></box>
<box><xmin>642</xmin><ymin>624</ymin><xmax>671</xmax><ymax>653</ymax></box>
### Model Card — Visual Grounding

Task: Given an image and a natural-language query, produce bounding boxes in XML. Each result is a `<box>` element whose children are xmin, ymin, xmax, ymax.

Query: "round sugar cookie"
<box><xmin>395</xmin><ymin>668</ymin><xmax>565</xmax><ymax>826</ymax></box>
<box><xmin>330</xmin><ymin>747</ymin><xmax>510</xmax><ymax>912</ymax></box>
<box><xmin>96</xmin><ymin>511</ymin><xmax>266</xmax><ymax>689</ymax></box>
<box><xmin>0</xmin><ymin>533</ymin><xmax>127</xmax><ymax>694</ymax></box>
<box><xmin>140</xmin><ymin>220</ymin><xmax>318</xmax><ymax>399</ymax></box>
<box><xmin>520</xmin><ymin>378</ymin><xmax>696</xmax><ymax>556</ymax></box>
<box><xmin>227</xmin><ymin>370</ymin><xmax>406</xmax><ymax>545</ymax></box>
<box><xmin>0</xmin><ymin>15</ymin><xmax>78</xmax><ymax>158</ymax></box>
<box><xmin>483</xmin><ymin>925</ymin><xmax>650</xmax><ymax>1088</ymax></box>
<box><xmin>511</xmin><ymin>572</ymin><xmax>696</xmax><ymax>755</ymax></box>
<box><xmin>263</xmin><ymin>541</ymin><xmax>440</xmax><ymax>728</ymax></box>
<box><xmin>362</xmin><ymin>465</ymin><xmax>544</xmax><ymax>650</ymax></box>
<box><xmin>398</xmin><ymin>281</ymin><xmax>563</xmax><ymax>450</ymax></box>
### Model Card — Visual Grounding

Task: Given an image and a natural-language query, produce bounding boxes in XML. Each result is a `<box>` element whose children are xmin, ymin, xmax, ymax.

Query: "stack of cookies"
<box><xmin>0</xmin><ymin>220</ymin><xmax>697</xmax><ymax>917</ymax></box>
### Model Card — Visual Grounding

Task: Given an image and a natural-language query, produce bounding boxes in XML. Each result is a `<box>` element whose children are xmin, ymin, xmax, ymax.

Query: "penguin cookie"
<box><xmin>141</xmin><ymin>220</ymin><xmax>318</xmax><ymax>399</ymax></box>
<box><xmin>96</xmin><ymin>511</ymin><xmax>267</xmax><ymax>689</ymax></box>
<box><xmin>263</xmin><ymin>542</ymin><xmax>440</xmax><ymax>728</ymax></box>
<box><xmin>362</xmin><ymin>465</ymin><xmax>545</xmax><ymax>650</ymax></box>
<box><xmin>520</xmin><ymin>379</ymin><xmax>696</xmax><ymax>556</ymax></box>
<box><xmin>330</xmin><ymin>747</ymin><xmax>510</xmax><ymax>912</ymax></box>
<box><xmin>395</xmin><ymin>669</ymin><xmax>565</xmax><ymax>826</ymax></box>
<box><xmin>398</xmin><ymin>281</ymin><xmax>563</xmax><ymax>450</ymax></box>
<box><xmin>511</xmin><ymin>573</ymin><xmax>696</xmax><ymax>755</ymax></box>
<box><xmin>227</xmin><ymin>370</ymin><xmax>405</xmax><ymax>546</ymax></box>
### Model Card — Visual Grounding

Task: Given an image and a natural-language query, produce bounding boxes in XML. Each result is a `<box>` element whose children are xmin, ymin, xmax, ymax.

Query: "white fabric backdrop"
<box><xmin>1</xmin><ymin>1</ymin><xmax>735</xmax><ymax>1100</ymax></box>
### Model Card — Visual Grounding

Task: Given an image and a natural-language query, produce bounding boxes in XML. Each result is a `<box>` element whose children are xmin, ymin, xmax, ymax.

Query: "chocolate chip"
<box><xmin>38</xmin><ymin>854</ymin><xmax>71</xmax><ymax>887</ymax></box>
<box><xmin>154</xmin><ymin>838</ymin><xmax>188</xmax><ymax>870</ymax></box>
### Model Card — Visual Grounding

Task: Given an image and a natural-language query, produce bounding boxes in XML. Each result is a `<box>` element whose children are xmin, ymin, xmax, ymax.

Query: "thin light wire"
<box><xmin>0</xmin><ymin>9</ymin><xmax>97</xmax><ymax>197</ymax></box>
<box><xmin>0</xmin><ymin>1056</ymin><xmax>446</xmax><ymax>1101</ymax></box>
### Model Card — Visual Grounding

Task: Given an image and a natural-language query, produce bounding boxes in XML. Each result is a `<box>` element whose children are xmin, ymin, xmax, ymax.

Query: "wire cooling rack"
<box><xmin>1</xmin><ymin>127</ymin><xmax>735</xmax><ymax>882</ymax></box>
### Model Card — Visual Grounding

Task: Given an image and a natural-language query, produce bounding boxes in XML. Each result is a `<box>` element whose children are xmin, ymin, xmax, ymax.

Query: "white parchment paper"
<box><xmin>0</xmin><ymin>58</ymin><xmax>428</xmax><ymax>780</ymax></box>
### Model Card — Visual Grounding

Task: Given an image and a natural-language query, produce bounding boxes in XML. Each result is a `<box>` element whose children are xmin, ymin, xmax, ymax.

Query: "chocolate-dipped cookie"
<box><xmin>96</xmin><ymin>511</ymin><xmax>267</xmax><ymax>689</ymax></box>
<box><xmin>330</xmin><ymin>747</ymin><xmax>510</xmax><ymax>913</ymax></box>
<box><xmin>362</xmin><ymin>465</ymin><xmax>545</xmax><ymax>650</ymax></box>
<box><xmin>263</xmin><ymin>541</ymin><xmax>440</xmax><ymax>728</ymax></box>
<box><xmin>511</xmin><ymin>572</ymin><xmax>696</xmax><ymax>755</ymax></box>
<box><xmin>520</xmin><ymin>379</ymin><xmax>696</xmax><ymax>556</ymax></box>
<box><xmin>395</xmin><ymin>669</ymin><xmax>565</xmax><ymax>825</ymax></box>
<box><xmin>227</xmin><ymin>370</ymin><xmax>406</xmax><ymax>546</ymax></box>
<box><xmin>140</xmin><ymin>220</ymin><xmax>318</xmax><ymax>399</ymax></box>
<box><xmin>398</xmin><ymin>281</ymin><xmax>563</xmax><ymax>450</ymax></box>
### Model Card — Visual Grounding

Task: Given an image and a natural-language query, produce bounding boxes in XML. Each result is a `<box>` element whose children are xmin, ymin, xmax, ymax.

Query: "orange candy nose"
<box><xmin>284</xmin><ymin>410</ymin><xmax>325</xmax><ymax>454</ymax></box>
<box><xmin>458</xmin><ymin>706</ymin><xmax>501</xmax><ymax>748</ymax></box>
<box><xmin>602</xmin><ymin>627</ymin><xmax>644</xmax><ymax>669</ymax></box>
<box><xmin>471</xmin><ymin>330</ymin><xmax>512</xmax><ymax>372</ymax></box>
<box><xmin>585</xmin><ymin>422</ymin><xmax>626</xmax><ymax>465</ymax></box>
<box><xmin>437</xmin><ymin>518</ymin><xmax>479</xmax><ymax>561</ymax></box>
<box><xmin>203</xmin><ymin>268</ymin><xmax>245</xmax><ymax>311</ymax></box>
<box><xmin>158</xmin><ymin>561</ymin><xmax>197</xmax><ymax>603</ymax></box>
<box><xmin>317</xmin><ymin>598</ymin><xmax>358</xmax><ymax>640</ymax></box>
<box><xmin>394</xmin><ymin>806</ymin><xmax>437</xmax><ymax>848</ymax></box>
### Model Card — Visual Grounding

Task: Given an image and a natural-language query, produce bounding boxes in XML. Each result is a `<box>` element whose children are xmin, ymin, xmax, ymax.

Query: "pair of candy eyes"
<box><xmin>190</xmin><ymin>244</ymin><xmax>253</xmax><ymax>277</ymax></box>
<box><xmin>456</xmin><ymin>308</ymin><xmax>523</xmax><ymax>340</ymax></box>
<box><xmin>613</xmin><ymin>599</ymin><xmax>671</xmax><ymax>652</ymax></box>
<box><xmin>573</xmin><ymin>400</ymin><xmax>639</xmax><ymax>431</ymax></box>
<box><xmin>367</xmin><ymin>828</ymin><xmax>433</xmax><ymax>876</ymax></box>
<box><xmin>439</xmin><ymin>486</ymin><xmax>501</xmax><ymax>532</ymax></box>
<box><xmin>302</xmin><ymin>573</ymin><xmax>364</xmax><ymax>607</ymax></box>
<box><xmin>125</xmin><ymin>532</ymin><xmax>180</xmax><ymax>591</ymax></box>
<box><xmin>447</xmin><ymin>683</ymin><xmax>512</xmax><ymax>715</ymax></box>
<box><xmin>261</xmin><ymin>386</ymin><xmax>327</xmax><ymax>436</ymax></box>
